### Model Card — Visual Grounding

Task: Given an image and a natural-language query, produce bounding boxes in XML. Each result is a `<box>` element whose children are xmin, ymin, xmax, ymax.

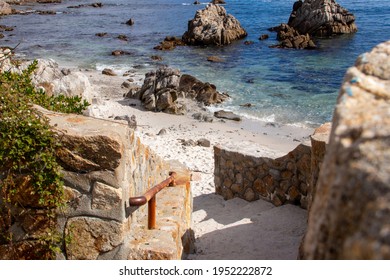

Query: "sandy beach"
<box><xmin>82</xmin><ymin>67</ymin><xmax>311</xmax><ymax>260</ymax></box>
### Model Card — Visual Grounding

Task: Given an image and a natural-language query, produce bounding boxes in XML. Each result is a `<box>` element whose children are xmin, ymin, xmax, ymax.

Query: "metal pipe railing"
<box><xmin>129</xmin><ymin>171</ymin><xmax>177</xmax><ymax>229</ymax></box>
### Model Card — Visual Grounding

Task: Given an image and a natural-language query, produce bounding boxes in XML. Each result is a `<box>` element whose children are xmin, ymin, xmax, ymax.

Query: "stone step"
<box><xmin>127</xmin><ymin>163</ymin><xmax>194</xmax><ymax>260</ymax></box>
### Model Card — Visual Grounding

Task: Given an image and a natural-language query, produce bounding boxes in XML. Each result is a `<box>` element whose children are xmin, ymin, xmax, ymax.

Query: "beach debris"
<box><xmin>102</xmin><ymin>68</ymin><xmax>116</xmax><ymax>76</ymax></box>
<box><xmin>182</xmin><ymin>4</ymin><xmax>247</xmax><ymax>46</ymax></box>
<box><xmin>214</xmin><ymin>110</ymin><xmax>241</xmax><ymax>121</ymax></box>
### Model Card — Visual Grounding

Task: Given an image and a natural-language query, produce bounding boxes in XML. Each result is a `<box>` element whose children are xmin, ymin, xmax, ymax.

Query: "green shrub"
<box><xmin>0</xmin><ymin>59</ymin><xmax>89</xmax><ymax>259</ymax></box>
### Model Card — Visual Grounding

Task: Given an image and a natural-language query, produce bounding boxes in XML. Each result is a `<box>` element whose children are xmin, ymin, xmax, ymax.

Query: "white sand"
<box><xmin>83</xmin><ymin>68</ymin><xmax>311</xmax><ymax>260</ymax></box>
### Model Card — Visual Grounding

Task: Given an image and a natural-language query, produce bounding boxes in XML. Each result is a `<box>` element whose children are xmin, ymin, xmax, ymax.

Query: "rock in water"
<box><xmin>182</xmin><ymin>4</ymin><xmax>247</xmax><ymax>46</ymax></box>
<box><xmin>214</xmin><ymin>110</ymin><xmax>241</xmax><ymax>121</ymax></box>
<box><xmin>272</xmin><ymin>23</ymin><xmax>316</xmax><ymax>49</ymax></box>
<box><xmin>288</xmin><ymin>0</ymin><xmax>357</xmax><ymax>37</ymax></box>
<box><xmin>302</xmin><ymin>41</ymin><xmax>390</xmax><ymax>259</ymax></box>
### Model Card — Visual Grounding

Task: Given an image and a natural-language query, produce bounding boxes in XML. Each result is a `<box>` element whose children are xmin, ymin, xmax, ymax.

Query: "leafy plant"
<box><xmin>0</xmin><ymin>59</ymin><xmax>89</xmax><ymax>259</ymax></box>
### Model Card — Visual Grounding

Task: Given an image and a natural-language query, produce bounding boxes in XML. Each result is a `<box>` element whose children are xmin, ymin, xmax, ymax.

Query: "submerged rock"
<box><xmin>288</xmin><ymin>0</ymin><xmax>357</xmax><ymax>37</ymax></box>
<box><xmin>154</xmin><ymin>36</ymin><xmax>186</xmax><ymax>51</ymax></box>
<box><xmin>182</xmin><ymin>4</ymin><xmax>247</xmax><ymax>46</ymax></box>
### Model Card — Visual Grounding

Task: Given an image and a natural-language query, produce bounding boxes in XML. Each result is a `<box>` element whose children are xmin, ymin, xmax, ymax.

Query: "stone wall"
<box><xmin>214</xmin><ymin>142</ymin><xmax>312</xmax><ymax>209</ymax></box>
<box><xmin>0</xmin><ymin>108</ymin><xmax>193</xmax><ymax>260</ymax></box>
<box><xmin>301</xmin><ymin>41</ymin><xmax>390</xmax><ymax>259</ymax></box>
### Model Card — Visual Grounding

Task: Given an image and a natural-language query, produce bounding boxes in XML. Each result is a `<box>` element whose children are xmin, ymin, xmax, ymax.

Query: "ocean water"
<box><xmin>1</xmin><ymin>0</ymin><xmax>389</xmax><ymax>127</ymax></box>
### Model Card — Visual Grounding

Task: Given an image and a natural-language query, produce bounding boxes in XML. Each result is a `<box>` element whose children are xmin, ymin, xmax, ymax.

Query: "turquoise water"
<box><xmin>1</xmin><ymin>0</ymin><xmax>389</xmax><ymax>127</ymax></box>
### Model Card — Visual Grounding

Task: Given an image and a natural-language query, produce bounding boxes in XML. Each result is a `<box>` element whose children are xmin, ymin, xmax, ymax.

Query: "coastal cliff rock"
<box><xmin>127</xmin><ymin>66</ymin><xmax>228</xmax><ymax>114</ymax></box>
<box><xmin>182</xmin><ymin>4</ymin><xmax>247</xmax><ymax>46</ymax></box>
<box><xmin>288</xmin><ymin>0</ymin><xmax>357</xmax><ymax>37</ymax></box>
<box><xmin>302</xmin><ymin>41</ymin><xmax>390</xmax><ymax>259</ymax></box>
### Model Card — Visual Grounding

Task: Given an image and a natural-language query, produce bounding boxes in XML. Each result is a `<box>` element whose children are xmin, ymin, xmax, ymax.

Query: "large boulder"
<box><xmin>288</xmin><ymin>0</ymin><xmax>357</xmax><ymax>37</ymax></box>
<box><xmin>133</xmin><ymin>67</ymin><xmax>182</xmax><ymax>114</ymax></box>
<box><xmin>182</xmin><ymin>4</ymin><xmax>247</xmax><ymax>46</ymax></box>
<box><xmin>28</xmin><ymin>60</ymin><xmax>95</xmax><ymax>103</ymax></box>
<box><xmin>179</xmin><ymin>74</ymin><xmax>228</xmax><ymax>105</ymax></box>
<box><xmin>127</xmin><ymin>67</ymin><xmax>228</xmax><ymax>114</ymax></box>
<box><xmin>0</xmin><ymin>53</ymin><xmax>95</xmax><ymax>103</ymax></box>
<box><xmin>302</xmin><ymin>41</ymin><xmax>390</xmax><ymax>259</ymax></box>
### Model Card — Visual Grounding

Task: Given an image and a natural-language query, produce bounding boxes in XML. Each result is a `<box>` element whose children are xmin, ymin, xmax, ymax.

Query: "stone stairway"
<box><xmin>127</xmin><ymin>162</ymin><xmax>195</xmax><ymax>260</ymax></box>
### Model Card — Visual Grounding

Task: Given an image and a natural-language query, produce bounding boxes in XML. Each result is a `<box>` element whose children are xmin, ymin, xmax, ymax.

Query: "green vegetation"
<box><xmin>0</xmin><ymin>58</ymin><xmax>89</xmax><ymax>259</ymax></box>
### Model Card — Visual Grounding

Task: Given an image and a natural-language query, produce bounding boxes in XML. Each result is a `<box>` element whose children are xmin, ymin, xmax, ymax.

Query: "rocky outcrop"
<box><xmin>130</xmin><ymin>67</ymin><xmax>183</xmax><ymax>114</ymax></box>
<box><xmin>288</xmin><ymin>0</ymin><xmax>357</xmax><ymax>37</ymax></box>
<box><xmin>271</xmin><ymin>23</ymin><xmax>316</xmax><ymax>49</ymax></box>
<box><xmin>178</xmin><ymin>74</ymin><xmax>228</xmax><ymax>105</ymax></box>
<box><xmin>28</xmin><ymin>60</ymin><xmax>95</xmax><ymax>103</ymax></box>
<box><xmin>126</xmin><ymin>66</ymin><xmax>228</xmax><ymax>114</ymax></box>
<box><xmin>0</xmin><ymin>1</ymin><xmax>12</xmax><ymax>15</ymax></box>
<box><xmin>0</xmin><ymin>52</ymin><xmax>95</xmax><ymax>103</ymax></box>
<box><xmin>182</xmin><ymin>4</ymin><xmax>247</xmax><ymax>46</ymax></box>
<box><xmin>153</xmin><ymin>36</ymin><xmax>187</xmax><ymax>51</ymax></box>
<box><xmin>302</xmin><ymin>41</ymin><xmax>390</xmax><ymax>259</ymax></box>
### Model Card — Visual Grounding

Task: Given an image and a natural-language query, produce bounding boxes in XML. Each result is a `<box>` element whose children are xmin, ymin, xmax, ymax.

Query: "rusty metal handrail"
<box><xmin>129</xmin><ymin>171</ymin><xmax>177</xmax><ymax>229</ymax></box>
